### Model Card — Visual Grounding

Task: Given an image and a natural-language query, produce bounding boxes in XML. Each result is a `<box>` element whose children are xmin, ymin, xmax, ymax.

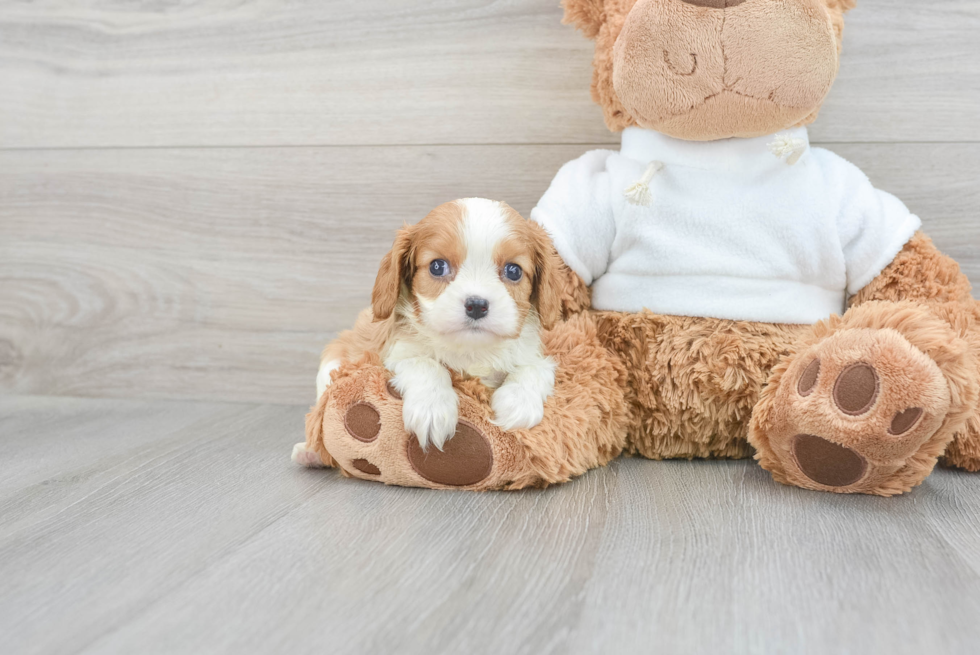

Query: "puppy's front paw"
<box><xmin>491</xmin><ymin>383</ymin><xmax>545</xmax><ymax>431</ymax></box>
<box><xmin>399</xmin><ymin>385</ymin><xmax>459</xmax><ymax>452</ymax></box>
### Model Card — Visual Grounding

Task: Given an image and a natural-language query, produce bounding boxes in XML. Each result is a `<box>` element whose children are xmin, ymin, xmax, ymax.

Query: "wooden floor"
<box><xmin>1</xmin><ymin>394</ymin><xmax>978</xmax><ymax>655</ymax></box>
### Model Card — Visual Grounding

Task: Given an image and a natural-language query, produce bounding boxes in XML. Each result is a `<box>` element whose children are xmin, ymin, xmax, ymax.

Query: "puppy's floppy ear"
<box><xmin>562</xmin><ymin>0</ymin><xmax>606</xmax><ymax>39</ymax></box>
<box><xmin>527</xmin><ymin>221</ymin><xmax>563</xmax><ymax>331</ymax></box>
<box><xmin>372</xmin><ymin>225</ymin><xmax>415</xmax><ymax>321</ymax></box>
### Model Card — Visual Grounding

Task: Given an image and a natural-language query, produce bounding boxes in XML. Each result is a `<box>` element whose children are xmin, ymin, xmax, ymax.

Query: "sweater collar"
<box><xmin>620</xmin><ymin>126</ymin><xmax>810</xmax><ymax>170</ymax></box>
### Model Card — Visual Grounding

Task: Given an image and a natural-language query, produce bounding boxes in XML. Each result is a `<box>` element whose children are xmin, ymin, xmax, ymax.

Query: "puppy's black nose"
<box><xmin>464</xmin><ymin>297</ymin><xmax>489</xmax><ymax>320</ymax></box>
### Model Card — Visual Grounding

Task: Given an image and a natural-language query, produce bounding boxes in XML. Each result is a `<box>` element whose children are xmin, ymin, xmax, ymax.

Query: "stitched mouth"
<box><xmin>653</xmin><ymin>87</ymin><xmax>782</xmax><ymax>122</ymax></box>
<box><xmin>664</xmin><ymin>50</ymin><xmax>697</xmax><ymax>77</ymax></box>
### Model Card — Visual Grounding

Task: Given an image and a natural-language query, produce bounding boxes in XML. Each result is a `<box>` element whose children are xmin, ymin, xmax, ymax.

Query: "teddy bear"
<box><xmin>299</xmin><ymin>0</ymin><xmax>980</xmax><ymax>496</ymax></box>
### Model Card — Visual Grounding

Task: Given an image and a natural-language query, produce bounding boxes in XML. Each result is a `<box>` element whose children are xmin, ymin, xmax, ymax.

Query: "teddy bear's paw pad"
<box><xmin>351</xmin><ymin>458</ymin><xmax>381</xmax><ymax>476</ymax></box>
<box><xmin>889</xmin><ymin>407</ymin><xmax>924</xmax><ymax>435</ymax></box>
<box><xmin>792</xmin><ymin>434</ymin><xmax>867</xmax><ymax>488</ymax></box>
<box><xmin>796</xmin><ymin>358</ymin><xmax>820</xmax><ymax>396</ymax></box>
<box><xmin>344</xmin><ymin>402</ymin><xmax>381</xmax><ymax>442</ymax></box>
<box><xmin>831</xmin><ymin>363</ymin><xmax>879</xmax><ymax>415</ymax></box>
<box><xmin>763</xmin><ymin>328</ymin><xmax>950</xmax><ymax>494</ymax></box>
<box><xmin>407</xmin><ymin>420</ymin><xmax>493</xmax><ymax>486</ymax></box>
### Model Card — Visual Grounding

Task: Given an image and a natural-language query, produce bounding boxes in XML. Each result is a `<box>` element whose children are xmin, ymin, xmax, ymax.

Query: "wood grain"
<box><xmin>0</xmin><ymin>396</ymin><xmax>331</xmax><ymax>655</ymax></box>
<box><xmin>1</xmin><ymin>395</ymin><xmax>978</xmax><ymax>655</ymax></box>
<box><xmin>0</xmin><ymin>0</ymin><xmax>977</xmax><ymax>149</ymax></box>
<box><xmin>2</xmin><ymin>142</ymin><xmax>978</xmax><ymax>405</ymax></box>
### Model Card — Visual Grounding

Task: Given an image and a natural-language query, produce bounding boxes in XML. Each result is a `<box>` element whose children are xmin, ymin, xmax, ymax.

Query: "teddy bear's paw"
<box><xmin>752</xmin><ymin>328</ymin><xmax>951</xmax><ymax>496</ymax></box>
<box><xmin>312</xmin><ymin>365</ymin><xmax>536</xmax><ymax>490</ymax></box>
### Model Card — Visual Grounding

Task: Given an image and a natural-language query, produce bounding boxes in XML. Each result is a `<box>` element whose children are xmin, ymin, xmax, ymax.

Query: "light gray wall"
<box><xmin>2</xmin><ymin>0</ymin><xmax>978</xmax><ymax>404</ymax></box>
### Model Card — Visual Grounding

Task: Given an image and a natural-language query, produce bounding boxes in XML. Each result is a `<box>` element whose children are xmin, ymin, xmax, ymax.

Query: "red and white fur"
<box><xmin>312</xmin><ymin>198</ymin><xmax>562</xmax><ymax>452</ymax></box>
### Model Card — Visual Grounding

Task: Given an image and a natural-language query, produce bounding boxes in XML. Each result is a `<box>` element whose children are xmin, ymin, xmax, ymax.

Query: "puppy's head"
<box><xmin>372</xmin><ymin>198</ymin><xmax>562</xmax><ymax>346</ymax></box>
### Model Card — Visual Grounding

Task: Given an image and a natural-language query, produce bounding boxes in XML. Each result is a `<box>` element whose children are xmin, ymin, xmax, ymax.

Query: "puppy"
<box><xmin>316</xmin><ymin>198</ymin><xmax>562</xmax><ymax>451</ymax></box>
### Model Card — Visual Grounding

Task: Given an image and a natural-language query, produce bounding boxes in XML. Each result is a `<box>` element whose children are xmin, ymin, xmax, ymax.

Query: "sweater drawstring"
<box><xmin>624</xmin><ymin>160</ymin><xmax>664</xmax><ymax>207</ymax></box>
<box><xmin>768</xmin><ymin>134</ymin><xmax>808</xmax><ymax>165</ymax></box>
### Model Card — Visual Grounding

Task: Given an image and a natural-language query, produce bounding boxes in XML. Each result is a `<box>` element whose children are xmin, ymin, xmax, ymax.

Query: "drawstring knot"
<box><xmin>768</xmin><ymin>134</ymin><xmax>808</xmax><ymax>165</ymax></box>
<box><xmin>624</xmin><ymin>161</ymin><xmax>664</xmax><ymax>206</ymax></box>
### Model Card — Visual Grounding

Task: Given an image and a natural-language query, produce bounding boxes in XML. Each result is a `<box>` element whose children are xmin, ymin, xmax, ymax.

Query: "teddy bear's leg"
<box><xmin>750</xmin><ymin>236</ymin><xmax>980</xmax><ymax>495</ymax></box>
<box><xmin>593</xmin><ymin>310</ymin><xmax>810</xmax><ymax>461</ymax></box>
<box><xmin>940</xmin><ymin>420</ymin><xmax>980</xmax><ymax>472</ymax></box>
<box><xmin>922</xmin><ymin>301</ymin><xmax>980</xmax><ymax>474</ymax></box>
<box><xmin>301</xmin><ymin>312</ymin><xmax>630</xmax><ymax>490</ymax></box>
<box><xmin>846</xmin><ymin>233</ymin><xmax>980</xmax><ymax>474</ymax></box>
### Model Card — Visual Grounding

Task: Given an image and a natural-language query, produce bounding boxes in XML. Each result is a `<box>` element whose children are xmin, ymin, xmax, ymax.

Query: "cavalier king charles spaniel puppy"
<box><xmin>316</xmin><ymin>198</ymin><xmax>562</xmax><ymax>451</ymax></box>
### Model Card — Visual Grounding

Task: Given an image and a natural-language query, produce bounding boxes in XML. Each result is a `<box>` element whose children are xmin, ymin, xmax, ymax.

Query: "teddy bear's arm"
<box><xmin>530</xmin><ymin>150</ymin><xmax>618</xmax><ymax>287</ymax></box>
<box><xmin>848</xmin><ymin>232</ymin><xmax>973</xmax><ymax>307</ymax></box>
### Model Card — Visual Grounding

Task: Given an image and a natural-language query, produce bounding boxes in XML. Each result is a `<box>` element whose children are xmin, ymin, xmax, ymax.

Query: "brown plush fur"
<box><xmin>556</xmin><ymin>262</ymin><xmax>592</xmax><ymax>317</ymax></box>
<box><xmin>849</xmin><ymin>233</ymin><xmax>974</xmax><ymax>307</ymax></box>
<box><xmin>594</xmin><ymin>311</ymin><xmax>806</xmax><ymax>460</ymax></box>
<box><xmin>307</xmin><ymin>1</ymin><xmax>980</xmax><ymax>495</ymax></box>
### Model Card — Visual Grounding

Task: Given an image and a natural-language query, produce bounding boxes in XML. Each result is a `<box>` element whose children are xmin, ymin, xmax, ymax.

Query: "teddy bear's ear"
<box><xmin>825</xmin><ymin>0</ymin><xmax>857</xmax><ymax>13</ymax></box>
<box><xmin>824</xmin><ymin>0</ymin><xmax>856</xmax><ymax>45</ymax></box>
<box><xmin>561</xmin><ymin>0</ymin><xmax>606</xmax><ymax>39</ymax></box>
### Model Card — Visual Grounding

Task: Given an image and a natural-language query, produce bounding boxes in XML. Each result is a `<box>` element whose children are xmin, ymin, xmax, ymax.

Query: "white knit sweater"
<box><xmin>530</xmin><ymin>127</ymin><xmax>921</xmax><ymax>324</ymax></box>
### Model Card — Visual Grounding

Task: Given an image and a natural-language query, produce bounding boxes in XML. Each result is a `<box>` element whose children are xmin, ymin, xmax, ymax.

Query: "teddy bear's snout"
<box><xmin>612</xmin><ymin>0</ymin><xmax>839</xmax><ymax>140</ymax></box>
<box><xmin>680</xmin><ymin>0</ymin><xmax>747</xmax><ymax>8</ymax></box>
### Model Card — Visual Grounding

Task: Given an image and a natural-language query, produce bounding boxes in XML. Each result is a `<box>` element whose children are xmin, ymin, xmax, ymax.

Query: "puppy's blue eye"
<box><xmin>503</xmin><ymin>263</ymin><xmax>523</xmax><ymax>282</ymax></box>
<box><xmin>429</xmin><ymin>259</ymin><xmax>450</xmax><ymax>277</ymax></box>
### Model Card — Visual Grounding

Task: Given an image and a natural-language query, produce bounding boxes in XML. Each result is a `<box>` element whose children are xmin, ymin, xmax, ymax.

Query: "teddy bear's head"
<box><xmin>564</xmin><ymin>0</ymin><xmax>855</xmax><ymax>140</ymax></box>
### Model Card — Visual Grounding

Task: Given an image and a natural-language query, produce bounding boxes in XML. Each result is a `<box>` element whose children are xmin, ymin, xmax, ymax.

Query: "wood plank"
<box><xmin>2</xmin><ymin>396</ymin><xmax>977</xmax><ymax>654</ymax></box>
<box><xmin>819</xmin><ymin>0</ymin><xmax>980</xmax><ymax>143</ymax></box>
<box><xmin>570</xmin><ymin>461</ymin><xmax>980</xmax><ymax>653</ymax></box>
<box><xmin>834</xmin><ymin>142</ymin><xmax>980</xmax><ymax>271</ymax></box>
<box><xmin>0</xmin><ymin>144</ymin><xmax>591</xmax><ymax>404</ymax></box>
<box><xmin>0</xmin><ymin>0</ymin><xmax>977</xmax><ymax>149</ymax></box>
<box><xmin>0</xmin><ymin>394</ymin><xmax>222</xmax><ymax>498</ymax></box>
<box><xmin>2</xmin><ymin>142</ymin><xmax>978</xmax><ymax>404</ymax></box>
<box><xmin>0</xmin><ymin>396</ymin><xmax>328</xmax><ymax>655</ymax></box>
<box><xmin>917</xmin><ymin>464</ymin><xmax>980</xmax><ymax>577</ymax></box>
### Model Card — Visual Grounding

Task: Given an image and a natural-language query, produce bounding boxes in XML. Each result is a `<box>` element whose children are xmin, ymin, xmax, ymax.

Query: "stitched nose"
<box><xmin>464</xmin><ymin>297</ymin><xmax>489</xmax><ymax>320</ymax></box>
<box><xmin>680</xmin><ymin>0</ymin><xmax>746</xmax><ymax>7</ymax></box>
